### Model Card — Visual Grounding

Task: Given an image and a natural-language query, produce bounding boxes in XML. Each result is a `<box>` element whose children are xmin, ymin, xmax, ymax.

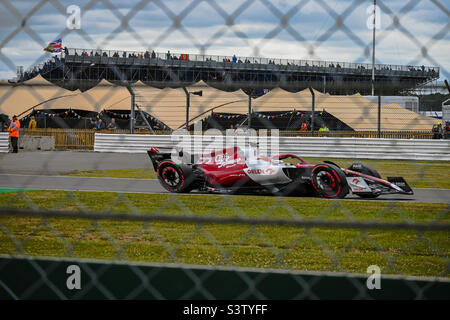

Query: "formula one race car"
<box><xmin>147</xmin><ymin>146</ymin><xmax>413</xmax><ymax>199</ymax></box>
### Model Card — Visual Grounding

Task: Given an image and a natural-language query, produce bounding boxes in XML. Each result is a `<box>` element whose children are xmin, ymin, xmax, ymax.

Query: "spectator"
<box><xmin>107</xmin><ymin>118</ymin><xmax>118</xmax><ymax>130</ymax></box>
<box><xmin>28</xmin><ymin>116</ymin><xmax>37</xmax><ymax>129</ymax></box>
<box><xmin>299</xmin><ymin>122</ymin><xmax>308</xmax><ymax>131</ymax></box>
<box><xmin>232</xmin><ymin>55</ymin><xmax>237</xmax><ymax>63</ymax></box>
<box><xmin>319</xmin><ymin>124</ymin><xmax>330</xmax><ymax>132</ymax></box>
<box><xmin>87</xmin><ymin>119</ymin><xmax>95</xmax><ymax>129</ymax></box>
<box><xmin>64</xmin><ymin>47</ymin><xmax>69</xmax><ymax>55</ymax></box>
<box><xmin>8</xmin><ymin>115</ymin><xmax>20</xmax><ymax>153</ymax></box>
<box><xmin>166</xmin><ymin>50</ymin><xmax>171</xmax><ymax>60</ymax></box>
<box><xmin>151</xmin><ymin>50</ymin><xmax>156</xmax><ymax>59</ymax></box>
<box><xmin>432</xmin><ymin>122</ymin><xmax>442</xmax><ymax>139</ymax></box>
<box><xmin>0</xmin><ymin>114</ymin><xmax>9</xmax><ymax>132</ymax></box>
<box><xmin>444</xmin><ymin>121</ymin><xmax>450</xmax><ymax>139</ymax></box>
<box><xmin>93</xmin><ymin>119</ymin><xmax>105</xmax><ymax>130</ymax></box>
<box><xmin>122</xmin><ymin>51</ymin><xmax>127</xmax><ymax>58</ymax></box>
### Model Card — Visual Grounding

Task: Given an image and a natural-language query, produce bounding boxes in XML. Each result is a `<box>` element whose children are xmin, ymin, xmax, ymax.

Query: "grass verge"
<box><xmin>0</xmin><ymin>190</ymin><xmax>448</xmax><ymax>277</ymax></box>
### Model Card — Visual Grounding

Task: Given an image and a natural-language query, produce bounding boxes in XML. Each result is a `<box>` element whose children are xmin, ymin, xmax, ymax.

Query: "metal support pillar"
<box><xmin>126</xmin><ymin>86</ymin><xmax>135</xmax><ymax>134</ymax></box>
<box><xmin>183</xmin><ymin>87</ymin><xmax>190</xmax><ymax>130</ymax></box>
<box><xmin>378</xmin><ymin>95</ymin><xmax>381</xmax><ymax>138</ymax></box>
<box><xmin>309</xmin><ymin>87</ymin><xmax>315</xmax><ymax>137</ymax></box>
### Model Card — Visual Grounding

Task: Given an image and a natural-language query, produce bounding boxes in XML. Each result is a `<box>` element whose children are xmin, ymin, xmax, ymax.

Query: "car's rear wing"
<box><xmin>147</xmin><ymin>147</ymin><xmax>197</xmax><ymax>170</ymax></box>
<box><xmin>147</xmin><ymin>147</ymin><xmax>172</xmax><ymax>171</ymax></box>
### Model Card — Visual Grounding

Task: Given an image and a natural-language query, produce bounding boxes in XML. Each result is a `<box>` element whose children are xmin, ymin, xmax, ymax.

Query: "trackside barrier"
<box><xmin>94</xmin><ymin>133</ymin><xmax>450</xmax><ymax>161</ymax></box>
<box><xmin>1</xmin><ymin>256</ymin><xmax>449</xmax><ymax>300</ymax></box>
<box><xmin>0</xmin><ymin>133</ymin><xmax>8</xmax><ymax>153</ymax></box>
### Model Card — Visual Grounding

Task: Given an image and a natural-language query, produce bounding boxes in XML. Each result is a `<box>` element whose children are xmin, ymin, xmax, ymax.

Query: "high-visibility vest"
<box><xmin>8</xmin><ymin>120</ymin><xmax>20</xmax><ymax>138</ymax></box>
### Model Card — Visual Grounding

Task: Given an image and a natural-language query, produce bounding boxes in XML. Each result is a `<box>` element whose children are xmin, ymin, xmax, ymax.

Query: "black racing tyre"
<box><xmin>157</xmin><ymin>161</ymin><xmax>193</xmax><ymax>193</ymax></box>
<box><xmin>348</xmin><ymin>162</ymin><xmax>381</xmax><ymax>179</ymax></box>
<box><xmin>311</xmin><ymin>163</ymin><xmax>349</xmax><ymax>199</ymax></box>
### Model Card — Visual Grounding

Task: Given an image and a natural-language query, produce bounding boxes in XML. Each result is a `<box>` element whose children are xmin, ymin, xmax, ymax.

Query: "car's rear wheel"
<box><xmin>311</xmin><ymin>163</ymin><xmax>349</xmax><ymax>199</ymax></box>
<box><xmin>157</xmin><ymin>161</ymin><xmax>193</xmax><ymax>193</ymax></box>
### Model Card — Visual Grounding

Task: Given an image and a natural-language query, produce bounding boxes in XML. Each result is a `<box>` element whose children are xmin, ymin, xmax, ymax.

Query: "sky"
<box><xmin>0</xmin><ymin>0</ymin><xmax>448</xmax><ymax>80</ymax></box>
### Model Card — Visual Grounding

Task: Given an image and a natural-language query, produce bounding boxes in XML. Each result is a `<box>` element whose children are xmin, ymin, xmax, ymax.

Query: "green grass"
<box><xmin>63</xmin><ymin>168</ymin><xmax>156</xmax><ymax>179</ymax></box>
<box><xmin>62</xmin><ymin>158</ymin><xmax>450</xmax><ymax>189</ymax></box>
<box><xmin>0</xmin><ymin>190</ymin><xmax>448</xmax><ymax>277</ymax></box>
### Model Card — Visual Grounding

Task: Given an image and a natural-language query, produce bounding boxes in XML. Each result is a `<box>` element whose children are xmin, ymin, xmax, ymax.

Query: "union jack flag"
<box><xmin>44</xmin><ymin>39</ymin><xmax>62</xmax><ymax>53</ymax></box>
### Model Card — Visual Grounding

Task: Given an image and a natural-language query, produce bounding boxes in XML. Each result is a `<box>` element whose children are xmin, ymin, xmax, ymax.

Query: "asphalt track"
<box><xmin>0</xmin><ymin>151</ymin><xmax>449</xmax><ymax>203</ymax></box>
<box><xmin>0</xmin><ymin>173</ymin><xmax>448</xmax><ymax>203</ymax></box>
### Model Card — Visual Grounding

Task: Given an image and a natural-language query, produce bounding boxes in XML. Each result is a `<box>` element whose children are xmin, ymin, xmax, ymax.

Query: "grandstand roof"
<box><xmin>202</xmin><ymin>88</ymin><xmax>438</xmax><ymax>131</ymax></box>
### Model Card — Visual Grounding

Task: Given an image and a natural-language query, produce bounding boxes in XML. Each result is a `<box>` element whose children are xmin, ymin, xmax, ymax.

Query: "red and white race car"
<box><xmin>148</xmin><ymin>146</ymin><xmax>413</xmax><ymax>199</ymax></box>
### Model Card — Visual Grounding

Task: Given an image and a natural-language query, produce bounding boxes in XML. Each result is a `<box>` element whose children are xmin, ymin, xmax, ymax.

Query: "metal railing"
<box><xmin>14</xmin><ymin>129</ymin><xmax>438</xmax><ymax>151</ymax></box>
<box><xmin>64</xmin><ymin>48</ymin><xmax>439</xmax><ymax>74</ymax></box>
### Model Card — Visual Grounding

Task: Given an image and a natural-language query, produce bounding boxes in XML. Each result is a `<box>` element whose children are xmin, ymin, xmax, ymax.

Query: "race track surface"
<box><xmin>0</xmin><ymin>174</ymin><xmax>448</xmax><ymax>204</ymax></box>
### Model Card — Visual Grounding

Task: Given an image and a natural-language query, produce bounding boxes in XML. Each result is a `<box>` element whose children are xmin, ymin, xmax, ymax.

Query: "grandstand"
<box><xmin>17</xmin><ymin>48</ymin><xmax>439</xmax><ymax>95</ymax></box>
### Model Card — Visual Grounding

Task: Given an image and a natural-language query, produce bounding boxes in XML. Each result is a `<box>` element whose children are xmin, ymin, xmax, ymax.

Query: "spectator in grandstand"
<box><xmin>107</xmin><ymin>118</ymin><xmax>118</xmax><ymax>130</ymax></box>
<box><xmin>28</xmin><ymin>116</ymin><xmax>37</xmax><ymax>129</ymax></box>
<box><xmin>93</xmin><ymin>119</ymin><xmax>105</xmax><ymax>131</ymax></box>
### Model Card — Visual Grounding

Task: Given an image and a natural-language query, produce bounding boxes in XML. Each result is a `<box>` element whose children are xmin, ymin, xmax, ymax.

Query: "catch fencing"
<box><xmin>93</xmin><ymin>133</ymin><xmax>450</xmax><ymax>161</ymax></box>
<box><xmin>0</xmin><ymin>0</ymin><xmax>449</xmax><ymax>302</ymax></box>
<box><xmin>1</xmin><ymin>208</ymin><xmax>449</xmax><ymax>300</ymax></box>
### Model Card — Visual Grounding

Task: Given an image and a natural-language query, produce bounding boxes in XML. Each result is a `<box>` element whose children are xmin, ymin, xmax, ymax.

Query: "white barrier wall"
<box><xmin>0</xmin><ymin>133</ymin><xmax>8</xmax><ymax>153</ymax></box>
<box><xmin>94</xmin><ymin>133</ymin><xmax>450</xmax><ymax>161</ymax></box>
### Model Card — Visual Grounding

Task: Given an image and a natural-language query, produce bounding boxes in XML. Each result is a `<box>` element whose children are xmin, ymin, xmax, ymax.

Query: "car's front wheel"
<box><xmin>311</xmin><ymin>163</ymin><xmax>349</xmax><ymax>199</ymax></box>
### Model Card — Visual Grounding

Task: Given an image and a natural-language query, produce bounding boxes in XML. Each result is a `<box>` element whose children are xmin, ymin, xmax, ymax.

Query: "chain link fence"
<box><xmin>0</xmin><ymin>0</ymin><xmax>449</xmax><ymax>300</ymax></box>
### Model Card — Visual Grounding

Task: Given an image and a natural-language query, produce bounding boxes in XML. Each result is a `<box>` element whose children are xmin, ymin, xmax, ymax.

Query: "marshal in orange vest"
<box><xmin>8</xmin><ymin>119</ymin><xmax>20</xmax><ymax>138</ymax></box>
